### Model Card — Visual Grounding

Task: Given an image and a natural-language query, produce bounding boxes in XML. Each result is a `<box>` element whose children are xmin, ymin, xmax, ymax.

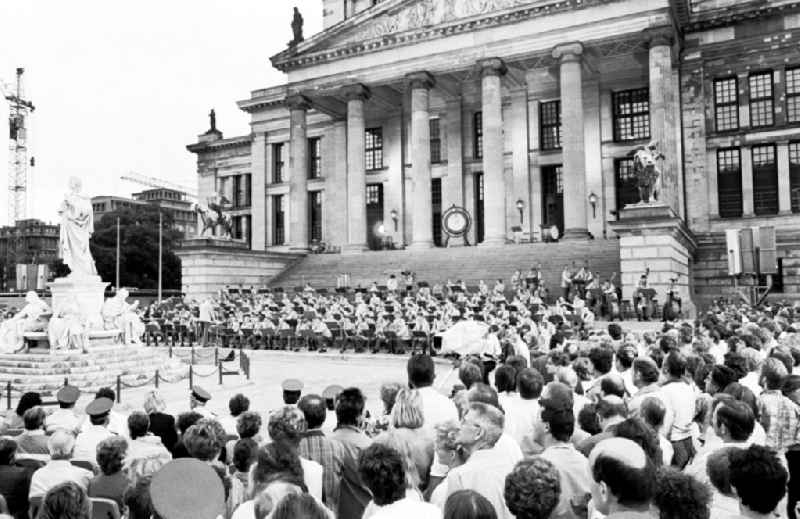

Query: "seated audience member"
<box><xmin>588</xmin><ymin>438</ymin><xmax>656</xmax><ymax>517</ymax></box>
<box><xmin>72</xmin><ymin>397</ymin><xmax>116</xmax><ymax>463</ymax></box>
<box><xmin>37</xmin><ymin>481</ymin><xmax>91</xmax><ymax>519</ymax></box>
<box><xmin>171</xmin><ymin>411</ymin><xmax>203</xmax><ymax>458</ymax></box>
<box><xmin>14</xmin><ymin>407</ymin><xmax>49</xmax><ymax>458</ymax></box>
<box><xmin>29</xmin><ymin>430</ymin><xmax>93</xmax><ymax>499</ymax></box>
<box><xmin>220</xmin><ymin>393</ymin><xmax>250</xmax><ymax>437</ymax></box>
<box><xmin>0</xmin><ymin>438</ymin><xmax>31</xmax><ymax>519</ymax></box>
<box><xmin>0</xmin><ymin>392</ymin><xmax>41</xmax><ymax>434</ymax></box>
<box><xmin>268</xmin><ymin>406</ymin><xmax>324</xmax><ymax>502</ymax></box>
<box><xmin>143</xmin><ymin>390</ymin><xmax>177</xmax><ymax>453</ymax></box>
<box><xmin>358</xmin><ymin>443</ymin><xmax>440</xmax><ymax>518</ymax></box>
<box><xmin>88</xmin><ymin>436</ymin><xmax>129</xmax><ymax>511</ymax></box>
<box><xmin>150</xmin><ymin>459</ymin><xmax>227</xmax><ymax>519</ymax></box>
<box><xmin>443</xmin><ymin>489</ymin><xmax>498</xmax><ymax>519</ymax></box>
<box><xmin>126</xmin><ymin>411</ymin><xmax>171</xmax><ymax>464</ymax></box>
<box><xmin>504</xmin><ymin>458</ymin><xmax>561</xmax><ymax>519</ymax></box>
<box><xmin>729</xmin><ymin>445</ymin><xmax>788</xmax><ymax>519</ymax></box>
<box><xmin>122</xmin><ymin>476</ymin><xmax>154</xmax><ymax>519</ymax></box>
<box><xmin>652</xmin><ymin>467</ymin><xmax>711</xmax><ymax>519</ymax></box>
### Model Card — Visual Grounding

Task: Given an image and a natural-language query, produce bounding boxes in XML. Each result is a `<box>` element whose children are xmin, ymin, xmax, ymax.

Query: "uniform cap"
<box><xmin>282</xmin><ymin>379</ymin><xmax>304</xmax><ymax>392</ymax></box>
<box><xmin>56</xmin><ymin>385</ymin><xmax>80</xmax><ymax>404</ymax></box>
<box><xmin>86</xmin><ymin>397</ymin><xmax>113</xmax><ymax>417</ymax></box>
<box><xmin>322</xmin><ymin>384</ymin><xmax>343</xmax><ymax>400</ymax></box>
<box><xmin>150</xmin><ymin>459</ymin><xmax>226</xmax><ymax>519</ymax></box>
<box><xmin>191</xmin><ymin>385</ymin><xmax>212</xmax><ymax>402</ymax></box>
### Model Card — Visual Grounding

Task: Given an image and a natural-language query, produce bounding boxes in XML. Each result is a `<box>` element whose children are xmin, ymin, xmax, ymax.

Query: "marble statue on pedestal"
<box><xmin>58</xmin><ymin>176</ymin><xmax>98</xmax><ymax>277</ymax></box>
<box><xmin>0</xmin><ymin>291</ymin><xmax>50</xmax><ymax>353</ymax></box>
<box><xmin>632</xmin><ymin>141</ymin><xmax>663</xmax><ymax>205</ymax></box>
<box><xmin>48</xmin><ymin>297</ymin><xmax>89</xmax><ymax>353</ymax></box>
<box><xmin>102</xmin><ymin>288</ymin><xmax>145</xmax><ymax>345</ymax></box>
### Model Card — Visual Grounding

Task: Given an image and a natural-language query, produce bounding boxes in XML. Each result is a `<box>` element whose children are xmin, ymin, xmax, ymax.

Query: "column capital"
<box><xmin>551</xmin><ymin>42</ymin><xmax>583</xmax><ymax>64</ymax></box>
<box><xmin>405</xmin><ymin>71</ymin><xmax>435</xmax><ymax>91</ymax></box>
<box><xmin>642</xmin><ymin>26</ymin><xmax>675</xmax><ymax>48</ymax></box>
<box><xmin>340</xmin><ymin>83</ymin><xmax>371</xmax><ymax>102</ymax></box>
<box><xmin>286</xmin><ymin>94</ymin><xmax>312</xmax><ymax>111</ymax></box>
<box><xmin>478</xmin><ymin>57</ymin><xmax>507</xmax><ymax>78</ymax></box>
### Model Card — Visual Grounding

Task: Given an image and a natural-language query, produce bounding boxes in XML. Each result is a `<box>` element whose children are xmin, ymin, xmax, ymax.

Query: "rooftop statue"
<box><xmin>291</xmin><ymin>7</ymin><xmax>304</xmax><ymax>45</ymax></box>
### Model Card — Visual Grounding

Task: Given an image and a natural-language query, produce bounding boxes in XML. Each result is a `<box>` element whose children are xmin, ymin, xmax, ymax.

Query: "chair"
<box><xmin>29</xmin><ymin>495</ymin><xmax>42</xmax><ymax>519</ymax></box>
<box><xmin>91</xmin><ymin>497</ymin><xmax>121</xmax><ymax>519</ymax></box>
<box><xmin>71</xmin><ymin>459</ymin><xmax>96</xmax><ymax>473</ymax></box>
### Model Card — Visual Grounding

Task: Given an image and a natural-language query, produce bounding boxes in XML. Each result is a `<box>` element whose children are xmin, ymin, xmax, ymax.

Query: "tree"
<box><xmin>88</xmin><ymin>204</ymin><xmax>183</xmax><ymax>289</ymax></box>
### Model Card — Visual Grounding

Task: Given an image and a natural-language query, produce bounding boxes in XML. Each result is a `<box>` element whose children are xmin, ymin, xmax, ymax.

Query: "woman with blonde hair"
<box><xmin>376</xmin><ymin>388</ymin><xmax>433</xmax><ymax>490</ymax></box>
<box><xmin>143</xmin><ymin>390</ymin><xmax>177</xmax><ymax>453</ymax></box>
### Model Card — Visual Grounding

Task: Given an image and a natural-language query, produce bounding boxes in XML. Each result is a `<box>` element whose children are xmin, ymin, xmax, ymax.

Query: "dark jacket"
<box><xmin>0</xmin><ymin>464</ymin><xmax>32</xmax><ymax>519</ymax></box>
<box><xmin>148</xmin><ymin>412</ymin><xmax>177</xmax><ymax>453</ymax></box>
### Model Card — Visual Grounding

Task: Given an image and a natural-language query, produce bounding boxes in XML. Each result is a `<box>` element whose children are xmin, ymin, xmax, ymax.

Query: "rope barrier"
<box><xmin>191</xmin><ymin>365</ymin><xmax>220</xmax><ymax>378</ymax></box>
<box><xmin>119</xmin><ymin>374</ymin><xmax>158</xmax><ymax>389</ymax></box>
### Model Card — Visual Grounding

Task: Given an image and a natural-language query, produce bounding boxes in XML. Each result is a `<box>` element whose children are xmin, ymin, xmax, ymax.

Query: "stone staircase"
<box><xmin>269</xmin><ymin>240</ymin><xmax>622</xmax><ymax>293</ymax></box>
<box><xmin>0</xmin><ymin>343</ymin><xmax>188</xmax><ymax>395</ymax></box>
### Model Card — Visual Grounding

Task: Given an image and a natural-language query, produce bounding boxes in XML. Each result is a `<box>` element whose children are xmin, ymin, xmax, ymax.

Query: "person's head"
<box><xmin>729</xmin><ymin>445</ymin><xmax>788</xmax><ymax>516</ymax></box>
<box><xmin>578</xmin><ymin>404</ymin><xmax>601</xmax><ymax>436</ymax></box>
<box><xmin>443</xmin><ymin>489</ymin><xmax>499</xmax><ymax>519</ymax></box>
<box><xmin>632</xmin><ymin>358</ymin><xmax>660</xmax><ymax>389</ymax></box>
<box><xmin>23</xmin><ymin>406</ymin><xmax>46</xmax><ymax>431</ymax></box>
<box><xmin>459</xmin><ymin>362</ymin><xmax>483</xmax><ymax>390</ymax></box>
<box><xmin>608</xmin><ymin>323</ymin><xmax>622</xmax><ymax>341</ymax></box>
<box><xmin>467</xmin><ymin>382</ymin><xmax>501</xmax><ymax>410</ymax></box>
<box><xmin>713</xmin><ymin>398</ymin><xmax>755</xmax><ymax>442</ymax></box>
<box><xmin>252</xmin><ymin>481</ymin><xmax>305</xmax><ymax>519</ymax></box>
<box><xmin>96</xmin><ymin>387</ymin><xmax>115</xmax><ymax>403</ymax></box>
<box><xmin>228</xmin><ymin>393</ymin><xmax>250</xmax><ymax>417</ymax></box>
<box><xmin>232</xmin><ymin>437</ymin><xmax>258</xmax><ymax>474</ymax></box>
<box><xmin>0</xmin><ymin>438</ymin><xmax>17</xmax><ymax>465</ymax></box>
<box><xmin>596</xmin><ymin>395</ymin><xmax>628</xmax><ymax>430</ymax></box>
<box><xmin>707</xmin><ymin>365</ymin><xmax>738</xmax><ymax>395</ymax></box>
<box><xmin>379</xmin><ymin>382</ymin><xmax>404</xmax><ymax>414</ymax></box>
<box><xmin>252</xmin><ymin>442</ymin><xmax>304</xmax><ymax>488</ymax></box>
<box><xmin>268</xmin><ymin>406</ymin><xmax>307</xmax><ymax>448</ymax></box>
<box><xmin>536</xmin><ymin>382</ymin><xmax>575</xmax><ymax>443</ymax></box>
<box><xmin>271</xmin><ymin>493</ymin><xmax>329</xmax><ymax>519</ymax></box>
<box><xmin>176</xmin><ymin>411</ymin><xmax>203</xmax><ymax>435</ymax></box>
<box><xmin>434</xmin><ymin>420</ymin><xmax>465</xmax><ymax>469</ymax></box>
<box><xmin>122</xmin><ymin>476</ymin><xmax>154</xmax><ymax>519</ymax></box>
<box><xmin>653</xmin><ymin>467</ymin><xmax>711</xmax><ymax>519</ymax></box>
<box><xmin>357</xmin><ymin>443</ymin><xmax>406</xmax><ymax>507</ymax></box>
<box><xmin>600</xmin><ymin>374</ymin><xmax>626</xmax><ymax>398</ymax></box>
<box><xmin>236</xmin><ymin>411</ymin><xmax>262</xmax><ymax>439</ymax></box>
<box><xmin>15</xmin><ymin>391</ymin><xmax>42</xmax><ymax>417</ymax></box>
<box><xmin>96</xmin><ymin>436</ymin><xmax>128</xmax><ymax>476</ymax></box>
<box><xmin>297</xmin><ymin>394</ymin><xmax>326</xmax><ymax>430</ymax></box>
<box><xmin>390</xmin><ymin>388</ymin><xmax>424</xmax><ymax>429</ymax></box>
<box><xmin>706</xmin><ymin>447</ymin><xmax>736</xmax><ymax>496</ymax></box>
<box><xmin>663</xmin><ymin>351</ymin><xmax>687</xmax><ymax>379</ymax></box>
<box><xmin>639</xmin><ymin>396</ymin><xmax>666</xmax><ymax>433</ymax></box>
<box><xmin>760</xmin><ymin>357</ymin><xmax>788</xmax><ymax>391</ymax></box>
<box><xmin>614</xmin><ymin>417</ymin><xmax>662</xmax><ymax>467</ymax></box>
<box><xmin>504</xmin><ymin>457</ymin><xmax>561</xmax><ymax>519</ymax></box>
<box><xmin>589</xmin><ymin>438</ymin><xmax>655</xmax><ymax>515</ymax></box>
<box><xmin>589</xmin><ymin>347</ymin><xmax>613</xmax><ymax>376</ymax></box>
<box><xmin>616</xmin><ymin>345</ymin><xmax>636</xmax><ymax>372</ymax></box>
<box><xmin>335</xmin><ymin>387</ymin><xmax>365</xmax><ymax>427</ymax></box>
<box><xmin>407</xmin><ymin>354</ymin><xmax>435</xmax><ymax>388</ymax></box>
<box><xmin>143</xmin><ymin>390</ymin><xmax>166</xmax><ymax>414</ymax></box>
<box><xmin>456</xmin><ymin>402</ymin><xmax>504</xmax><ymax>454</ymax></box>
<box><xmin>517</xmin><ymin>368</ymin><xmax>544</xmax><ymax>400</ymax></box>
<box><xmin>38</xmin><ymin>482</ymin><xmax>91</xmax><ymax>519</ymax></box>
<box><xmin>127</xmin><ymin>411</ymin><xmax>150</xmax><ymax>440</ymax></box>
<box><xmin>182</xmin><ymin>422</ymin><xmax>220</xmax><ymax>462</ymax></box>
<box><xmin>48</xmin><ymin>429</ymin><xmax>76</xmax><ymax>460</ymax></box>
<box><xmin>495</xmin><ymin>365</ymin><xmax>517</xmax><ymax>394</ymax></box>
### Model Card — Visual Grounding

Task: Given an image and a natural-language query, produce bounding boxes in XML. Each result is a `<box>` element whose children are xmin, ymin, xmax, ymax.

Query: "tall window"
<box><xmin>473</xmin><ymin>111</ymin><xmax>483</xmax><ymax>159</ymax></box>
<box><xmin>717</xmin><ymin>148</ymin><xmax>742</xmax><ymax>218</ymax></box>
<box><xmin>232</xmin><ymin>174</ymin><xmax>251</xmax><ymax>209</ymax></box>
<box><xmin>232</xmin><ymin>215</ymin><xmax>250</xmax><ymax>244</ymax></box>
<box><xmin>309</xmin><ymin>191</ymin><xmax>322</xmax><ymax>242</ymax></box>
<box><xmin>749</xmin><ymin>71</ymin><xmax>774</xmax><ymax>128</ymax></box>
<box><xmin>615</xmin><ymin>158</ymin><xmax>639</xmax><ymax>211</ymax></box>
<box><xmin>272</xmin><ymin>195</ymin><xmax>285</xmax><ymax>245</ymax></box>
<box><xmin>612</xmin><ymin>88</ymin><xmax>650</xmax><ymax>142</ymax></box>
<box><xmin>365</xmin><ymin>128</ymin><xmax>383</xmax><ymax>170</ymax></box>
<box><xmin>752</xmin><ymin>145</ymin><xmax>778</xmax><ymax>215</ymax></box>
<box><xmin>540</xmin><ymin>100</ymin><xmax>561</xmax><ymax>150</ymax></box>
<box><xmin>431</xmin><ymin>178</ymin><xmax>442</xmax><ymax>246</ymax></box>
<box><xmin>790</xmin><ymin>142</ymin><xmax>800</xmax><ymax>213</ymax></box>
<box><xmin>430</xmin><ymin>118</ymin><xmax>442</xmax><ymax>164</ymax></box>
<box><xmin>272</xmin><ymin>143</ymin><xmax>285</xmax><ymax>183</ymax></box>
<box><xmin>308</xmin><ymin>137</ymin><xmax>322</xmax><ymax>179</ymax></box>
<box><xmin>714</xmin><ymin>77</ymin><xmax>739</xmax><ymax>132</ymax></box>
<box><xmin>787</xmin><ymin>67</ymin><xmax>800</xmax><ymax>123</ymax></box>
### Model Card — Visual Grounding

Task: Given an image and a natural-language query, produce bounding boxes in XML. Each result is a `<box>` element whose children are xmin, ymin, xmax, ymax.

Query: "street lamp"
<box><xmin>515</xmin><ymin>199</ymin><xmax>524</xmax><ymax>225</ymax></box>
<box><xmin>390</xmin><ymin>209</ymin><xmax>399</xmax><ymax>232</ymax></box>
<box><xmin>588</xmin><ymin>192</ymin><xmax>598</xmax><ymax>219</ymax></box>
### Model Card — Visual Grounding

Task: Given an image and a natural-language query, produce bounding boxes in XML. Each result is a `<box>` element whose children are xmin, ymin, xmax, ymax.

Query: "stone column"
<box><xmin>552</xmin><ymin>43</ymin><xmax>589</xmax><ymax>239</ymax></box>
<box><xmin>287</xmin><ymin>95</ymin><xmax>310</xmax><ymax>251</ymax></box>
<box><xmin>778</xmin><ymin>142</ymin><xmax>792</xmax><ymax>214</ymax></box>
<box><xmin>644</xmin><ymin>26</ymin><xmax>679</xmax><ymax>214</ymax></box>
<box><xmin>250</xmin><ymin>132</ymin><xmax>267</xmax><ymax>251</ymax></box>
<box><xmin>478</xmin><ymin>57</ymin><xmax>508</xmax><ymax>246</ymax></box>
<box><xmin>407</xmin><ymin>72</ymin><xmax>435</xmax><ymax>249</ymax></box>
<box><xmin>342</xmin><ymin>84</ymin><xmax>371</xmax><ymax>251</ymax></box>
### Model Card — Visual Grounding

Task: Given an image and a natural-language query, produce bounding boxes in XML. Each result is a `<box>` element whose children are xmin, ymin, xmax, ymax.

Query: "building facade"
<box><xmin>0</xmin><ymin>219</ymin><xmax>59</xmax><ymax>291</ymax></box>
<box><xmin>188</xmin><ymin>0</ymin><xmax>800</xmax><ymax>302</ymax></box>
<box><xmin>91</xmin><ymin>188</ymin><xmax>198</xmax><ymax>237</ymax></box>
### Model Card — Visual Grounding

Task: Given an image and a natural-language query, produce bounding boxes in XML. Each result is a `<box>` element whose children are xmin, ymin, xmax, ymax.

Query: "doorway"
<box><xmin>541</xmin><ymin>165</ymin><xmax>564</xmax><ymax>238</ymax></box>
<box><xmin>366</xmin><ymin>183</ymin><xmax>384</xmax><ymax>250</ymax></box>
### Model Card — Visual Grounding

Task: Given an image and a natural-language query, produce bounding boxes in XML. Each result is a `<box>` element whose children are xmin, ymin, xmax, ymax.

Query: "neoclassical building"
<box><xmin>187</xmin><ymin>0</ymin><xmax>800</xmax><ymax>304</ymax></box>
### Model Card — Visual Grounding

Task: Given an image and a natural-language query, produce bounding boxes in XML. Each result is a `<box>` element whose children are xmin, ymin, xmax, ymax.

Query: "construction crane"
<box><xmin>1</xmin><ymin>68</ymin><xmax>35</xmax><ymax>224</ymax></box>
<box><xmin>120</xmin><ymin>171</ymin><xmax>198</xmax><ymax>199</ymax></box>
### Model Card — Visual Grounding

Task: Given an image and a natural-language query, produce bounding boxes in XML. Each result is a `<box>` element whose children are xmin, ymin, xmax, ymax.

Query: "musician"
<box><xmin>634</xmin><ymin>269</ymin><xmax>652</xmax><ymax>321</ymax></box>
<box><xmin>663</xmin><ymin>278</ymin><xmax>682</xmax><ymax>322</ymax></box>
<box><xmin>561</xmin><ymin>264</ymin><xmax>573</xmax><ymax>300</ymax></box>
<box><xmin>478</xmin><ymin>279</ymin><xmax>489</xmax><ymax>297</ymax></box>
<box><xmin>511</xmin><ymin>270</ymin><xmax>522</xmax><ymax>291</ymax></box>
<box><xmin>198</xmin><ymin>298</ymin><xmax>215</xmax><ymax>347</ymax></box>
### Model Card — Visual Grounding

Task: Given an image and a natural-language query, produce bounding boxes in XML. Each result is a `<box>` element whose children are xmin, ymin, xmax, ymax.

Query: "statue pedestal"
<box><xmin>610</xmin><ymin>203</ymin><xmax>697</xmax><ymax>318</ymax></box>
<box><xmin>48</xmin><ymin>275</ymin><xmax>109</xmax><ymax>331</ymax></box>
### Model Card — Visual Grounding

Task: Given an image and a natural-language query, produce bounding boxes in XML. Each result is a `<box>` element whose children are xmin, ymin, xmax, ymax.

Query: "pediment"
<box><xmin>272</xmin><ymin>0</ymin><xmax>604</xmax><ymax>72</ymax></box>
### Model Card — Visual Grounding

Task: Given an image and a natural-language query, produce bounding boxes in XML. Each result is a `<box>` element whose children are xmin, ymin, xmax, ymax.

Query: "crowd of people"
<box><xmin>0</xmin><ymin>296</ymin><xmax>798</xmax><ymax>518</ymax></box>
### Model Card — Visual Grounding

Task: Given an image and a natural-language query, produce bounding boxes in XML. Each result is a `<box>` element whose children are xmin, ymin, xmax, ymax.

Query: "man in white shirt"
<box><xmin>45</xmin><ymin>385</ymin><xmax>82</xmax><ymax>435</ymax></box>
<box><xmin>189</xmin><ymin>385</ymin><xmax>216</xmax><ymax>419</ymax></box>
<box><xmin>407</xmin><ymin>354</ymin><xmax>458</xmax><ymax>429</ymax></box>
<box><xmin>504</xmin><ymin>368</ymin><xmax>543</xmax><ymax>453</ymax></box>
<box><xmin>658</xmin><ymin>351</ymin><xmax>696</xmax><ymax>469</ymax></box>
<box><xmin>81</xmin><ymin>387</ymin><xmax>128</xmax><ymax>438</ymax></box>
<box><xmin>29</xmin><ymin>430</ymin><xmax>93</xmax><ymax>498</ymax></box>
<box><xmin>198</xmin><ymin>298</ymin><xmax>215</xmax><ymax>346</ymax></box>
<box><xmin>73</xmin><ymin>397</ymin><xmax>115</xmax><ymax>462</ymax></box>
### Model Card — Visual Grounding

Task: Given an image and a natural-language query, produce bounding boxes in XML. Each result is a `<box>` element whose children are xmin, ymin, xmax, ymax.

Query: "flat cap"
<box><xmin>150</xmin><ymin>459</ymin><xmax>226</xmax><ymax>519</ymax></box>
<box><xmin>56</xmin><ymin>385</ymin><xmax>80</xmax><ymax>404</ymax></box>
<box><xmin>191</xmin><ymin>385</ymin><xmax>211</xmax><ymax>402</ymax></box>
<box><xmin>322</xmin><ymin>384</ymin><xmax>343</xmax><ymax>400</ymax></box>
<box><xmin>86</xmin><ymin>397</ymin><xmax>113</xmax><ymax>417</ymax></box>
<box><xmin>282</xmin><ymin>379</ymin><xmax>303</xmax><ymax>392</ymax></box>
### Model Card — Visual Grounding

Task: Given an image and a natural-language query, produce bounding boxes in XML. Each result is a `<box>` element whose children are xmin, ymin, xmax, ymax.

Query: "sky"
<box><xmin>0</xmin><ymin>0</ymin><xmax>322</xmax><ymax>226</ymax></box>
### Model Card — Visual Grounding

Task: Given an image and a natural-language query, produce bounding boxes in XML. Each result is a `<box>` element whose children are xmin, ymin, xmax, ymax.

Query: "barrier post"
<box><xmin>214</xmin><ymin>348</ymin><xmax>219</xmax><ymax>365</ymax></box>
<box><xmin>155</xmin><ymin>370</ymin><xmax>159</xmax><ymax>388</ymax></box>
<box><xmin>245</xmin><ymin>354</ymin><xmax>251</xmax><ymax>380</ymax></box>
<box><xmin>191</xmin><ymin>347</ymin><xmax>195</xmax><ymax>365</ymax></box>
<box><xmin>6</xmin><ymin>382</ymin><xmax>10</xmax><ymax>410</ymax></box>
<box><xmin>116</xmin><ymin>376</ymin><xmax>121</xmax><ymax>403</ymax></box>
<box><xmin>189</xmin><ymin>365</ymin><xmax>194</xmax><ymax>389</ymax></box>
<box><xmin>169</xmin><ymin>345</ymin><xmax>173</xmax><ymax>359</ymax></box>
<box><xmin>218</xmin><ymin>362</ymin><xmax>223</xmax><ymax>385</ymax></box>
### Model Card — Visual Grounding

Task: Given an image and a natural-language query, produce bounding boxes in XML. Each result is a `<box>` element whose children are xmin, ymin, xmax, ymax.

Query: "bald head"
<box><xmin>590</xmin><ymin>438</ymin><xmax>654</xmax><ymax>514</ymax></box>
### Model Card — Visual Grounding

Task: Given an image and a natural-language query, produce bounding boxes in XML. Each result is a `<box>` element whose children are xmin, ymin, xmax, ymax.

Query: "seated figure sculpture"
<box><xmin>102</xmin><ymin>288</ymin><xmax>145</xmax><ymax>345</ymax></box>
<box><xmin>0</xmin><ymin>291</ymin><xmax>51</xmax><ymax>353</ymax></box>
<box><xmin>48</xmin><ymin>297</ymin><xmax>89</xmax><ymax>353</ymax></box>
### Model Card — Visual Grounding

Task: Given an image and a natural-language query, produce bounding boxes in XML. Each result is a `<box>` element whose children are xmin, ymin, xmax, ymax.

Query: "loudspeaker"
<box><xmin>759</xmin><ymin>226</ymin><xmax>778</xmax><ymax>274</ymax></box>
<box><xmin>740</xmin><ymin>228</ymin><xmax>755</xmax><ymax>274</ymax></box>
<box><xmin>725</xmin><ymin>229</ymin><xmax>741</xmax><ymax>276</ymax></box>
